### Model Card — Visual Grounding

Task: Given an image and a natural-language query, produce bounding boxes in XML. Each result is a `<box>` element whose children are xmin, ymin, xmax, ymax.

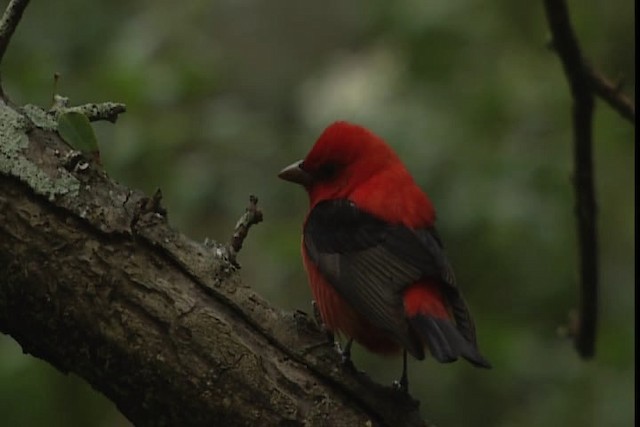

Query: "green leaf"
<box><xmin>57</xmin><ymin>112</ymin><xmax>99</xmax><ymax>154</ymax></box>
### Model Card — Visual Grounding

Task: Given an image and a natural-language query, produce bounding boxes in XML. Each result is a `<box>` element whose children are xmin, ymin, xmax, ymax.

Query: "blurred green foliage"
<box><xmin>0</xmin><ymin>0</ymin><xmax>634</xmax><ymax>426</ymax></box>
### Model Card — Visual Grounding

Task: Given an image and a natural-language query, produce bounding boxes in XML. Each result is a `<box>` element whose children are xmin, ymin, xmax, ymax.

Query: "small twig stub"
<box><xmin>51</xmin><ymin>102</ymin><xmax>127</xmax><ymax>123</ymax></box>
<box><xmin>226</xmin><ymin>195</ymin><xmax>263</xmax><ymax>267</ymax></box>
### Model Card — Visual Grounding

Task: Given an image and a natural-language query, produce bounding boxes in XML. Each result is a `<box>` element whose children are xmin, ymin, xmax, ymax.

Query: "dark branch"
<box><xmin>585</xmin><ymin>64</ymin><xmax>635</xmax><ymax>124</ymax></box>
<box><xmin>0</xmin><ymin>0</ymin><xmax>31</xmax><ymax>64</ymax></box>
<box><xmin>0</xmin><ymin>101</ymin><xmax>427</xmax><ymax>426</ymax></box>
<box><xmin>543</xmin><ymin>0</ymin><xmax>598</xmax><ymax>359</ymax></box>
<box><xmin>0</xmin><ymin>1</ymin><xmax>431</xmax><ymax>424</ymax></box>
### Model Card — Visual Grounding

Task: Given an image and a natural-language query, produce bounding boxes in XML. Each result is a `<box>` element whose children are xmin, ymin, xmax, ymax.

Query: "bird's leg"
<box><xmin>311</xmin><ymin>299</ymin><xmax>323</xmax><ymax>325</ymax></box>
<box><xmin>341</xmin><ymin>338</ymin><xmax>353</xmax><ymax>364</ymax></box>
<box><xmin>339</xmin><ymin>338</ymin><xmax>355</xmax><ymax>370</ymax></box>
<box><xmin>312</xmin><ymin>301</ymin><xmax>354</xmax><ymax>370</ymax></box>
<box><xmin>312</xmin><ymin>300</ymin><xmax>334</xmax><ymax>344</ymax></box>
<box><xmin>393</xmin><ymin>350</ymin><xmax>409</xmax><ymax>393</ymax></box>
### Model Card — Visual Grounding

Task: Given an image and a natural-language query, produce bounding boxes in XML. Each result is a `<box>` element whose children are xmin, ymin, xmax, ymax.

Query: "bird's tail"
<box><xmin>404</xmin><ymin>282</ymin><xmax>491</xmax><ymax>368</ymax></box>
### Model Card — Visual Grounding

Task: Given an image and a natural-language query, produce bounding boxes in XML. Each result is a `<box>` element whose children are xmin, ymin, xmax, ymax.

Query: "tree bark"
<box><xmin>0</xmin><ymin>99</ymin><xmax>426</xmax><ymax>426</ymax></box>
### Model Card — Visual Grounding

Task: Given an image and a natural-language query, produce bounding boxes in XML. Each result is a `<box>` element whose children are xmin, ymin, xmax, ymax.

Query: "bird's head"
<box><xmin>278</xmin><ymin>121</ymin><xmax>401</xmax><ymax>203</ymax></box>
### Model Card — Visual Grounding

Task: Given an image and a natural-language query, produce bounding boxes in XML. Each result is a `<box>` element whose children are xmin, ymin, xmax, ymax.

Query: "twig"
<box><xmin>585</xmin><ymin>65</ymin><xmax>635</xmax><ymax>123</ymax></box>
<box><xmin>226</xmin><ymin>195</ymin><xmax>263</xmax><ymax>267</ymax></box>
<box><xmin>543</xmin><ymin>0</ymin><xmax>598</xmax><ymax>359</ymax></box>
<box><xmin>131</xmin><ymin>188</ymin><xmax>167</xmax><ymax>230</ymax></box>
<box><xmin>51</xmin><ymin>101</ymin><xmax>127</xmax><ymax>123</ymax></box>
<box><xmin>48</xmin><ymin>74</ymin><xmax>127</xmax><ymax>123</ymax></box>
<box><xmin>0</xmin><ymin>0</ymin><xmax>31</xmax><ymax>65</ymax></box>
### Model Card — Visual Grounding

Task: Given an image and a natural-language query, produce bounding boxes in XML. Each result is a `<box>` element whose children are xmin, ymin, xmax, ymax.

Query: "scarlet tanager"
<box><xmin>279</xmin><ymin>121</ymin><xmax>491</xmax><ymax>390</ymax></box>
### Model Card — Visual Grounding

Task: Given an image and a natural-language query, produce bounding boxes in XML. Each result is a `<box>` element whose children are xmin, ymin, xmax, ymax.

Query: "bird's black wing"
<box><xmin>304</xmin><ymin>199</ymin><xmax>464</xmax><ymax>358</ymax></box>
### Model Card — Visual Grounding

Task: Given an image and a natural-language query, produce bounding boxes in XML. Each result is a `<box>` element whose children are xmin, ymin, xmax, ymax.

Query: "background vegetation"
<box><xmin>0</xmin><ymin>0</ymin><xmax>634</xmax><ymax>426</ymax></box>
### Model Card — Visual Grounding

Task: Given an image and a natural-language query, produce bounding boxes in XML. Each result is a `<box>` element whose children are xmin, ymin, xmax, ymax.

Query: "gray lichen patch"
<box><xmin>21</xmin><ymin>103</ymin><xmax>58</xmax><ymax>130</ymax></box>
<box><xmin>51</xmin><ymin>102</ymin><xmax>126</xmax><ymax>123</ymax></box>
<box><xmin>0</xmin><ymin>102</ymin><xmax>80</xmax><ymax>201</ymax></box>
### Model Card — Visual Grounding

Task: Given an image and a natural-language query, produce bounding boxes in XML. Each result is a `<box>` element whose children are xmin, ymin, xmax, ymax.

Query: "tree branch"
<box><xmin>0</xmin><ymin>2</ymin><xmax>431</xmax><ymax>424</ymax></box>
<box><xmin>0</xmin><ymin>0</ymin><xmax>30</xmax><ymax>64</ymax></box>
<box><xmin>0</xmin><ymin>99</ymin><xmax>428</xmax><ymax>426</ymax></box>
<box><xmin>51</xmin><ymin>100</ymin><xmax>128</xmax><ymax>123</ymax></box>
<box><xmin>543</xmin><ymin>0</ymin><xmax>598</xmax><ymax>359</ymax></box>
<box><xmin>585</xmin><ymin>64</ymin><xmax>635</xmax><ymax>124</ymax></box>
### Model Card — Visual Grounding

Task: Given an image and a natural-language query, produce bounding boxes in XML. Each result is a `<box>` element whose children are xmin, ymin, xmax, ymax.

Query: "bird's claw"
<box><xmin>340</xmin><ymin>350</ymin><xmax>355</xmax><ymax>370</ymax></box>
<box><xmin>312</xmin><ymin>300</ymin><xmax>335</xmax><ymax>344</ymax></box>
<box><xmin>311</xmin><ymin>300</ymin><xmax>323</xmax><ymax>325</ymax></box>
<box><xmin>392</xmin><ymin>378</ymin><xmax>409</xmax><ymax>394</ymax></box>
<box><xmin>336</xmin><ymin>339</ymin><xmax>355</xmax><ymax>370</ymax></box>
<box><xmin>312</xmin><ymin>300</ymin><xmax>356</xmax><ymax>370</ymax></box>
<box><xmin>392</xmin><ymin>350</ymin><xmax>410</xmax><ymax>393</ymax></box>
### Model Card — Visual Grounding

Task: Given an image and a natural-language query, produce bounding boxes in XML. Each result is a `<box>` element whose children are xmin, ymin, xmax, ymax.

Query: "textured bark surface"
<box><xmin>0</xmin><ymin>99</ymin><xmax>426</xmax><ymax>426</ymax></box>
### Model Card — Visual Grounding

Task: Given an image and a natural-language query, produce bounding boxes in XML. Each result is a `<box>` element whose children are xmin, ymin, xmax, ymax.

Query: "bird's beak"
<box><xmin>278</xmin><ymin>160</ymin><xmax>312</xmax><ymax>186</ymax></box>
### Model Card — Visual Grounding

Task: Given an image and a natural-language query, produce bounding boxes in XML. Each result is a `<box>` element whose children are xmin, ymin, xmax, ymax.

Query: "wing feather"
<box><xmin>304</xmin><ymin>199</ymin><xmax>478</xmax><ymax>354</ymax></box>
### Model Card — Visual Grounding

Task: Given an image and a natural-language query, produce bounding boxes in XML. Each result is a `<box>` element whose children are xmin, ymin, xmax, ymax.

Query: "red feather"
<box><xmin>303</xmin><ymin>249</ymin><xmax>402</xmax><ymax>355</ymax></box>
<box><xmin>403</xmin><ymin>281</ymin><xmax>451</xmax><ymax>319</ymax></box>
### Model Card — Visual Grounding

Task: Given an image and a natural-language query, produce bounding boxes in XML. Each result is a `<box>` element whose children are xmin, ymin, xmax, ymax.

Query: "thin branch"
<box><xmin>543</xmin><ymin>0</ymin><xmax>598</xmax><ymax>359</ymax></box>
<box><xmin>0</xmin><ymin>0</ymin><xmax>31</xmax><ymax>64</ymax></box>
<box><xmin>52</xmin><ymin>101</ymin><xmax>128</xmax><ymax>123</ymax></box>
<box><xmin>226</xmin><ymin>194</ymin><xmax>263</xmax><ymax>267</ymax></box>
<box><xmin>586</xmin><ymin>64</ymin><xmax>635</xmax><ymax>123</ymax></box>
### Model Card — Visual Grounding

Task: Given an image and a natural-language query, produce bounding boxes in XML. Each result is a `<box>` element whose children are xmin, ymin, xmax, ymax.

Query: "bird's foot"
<box><xmin>392</xmin><ymin>351</ymin><xmax>409</xmax><ymax>393</ymax></box>
<box><xmin>312</xmin><ymin>300</ymin><xmax>335</xmax><ymax>345</ymax></box>
<box><xmin>336</xmin><ymin>338</ymin><xmax>355</xmax><ymax>370</ymax></box>
<box><xmin>392</xmin><ymin>377</ymin><xmax>409</xmax><ymax>394</ymax></box>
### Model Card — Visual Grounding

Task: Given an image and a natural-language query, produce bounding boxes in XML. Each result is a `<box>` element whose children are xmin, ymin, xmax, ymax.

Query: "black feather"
<box><xmin>304</xmin><ymin>198</ymin><xmax>490</xmax><ymax>366</ymax></box>
<box><xmin>411</xmin><ymin>316</ymin><xmax>492</xmax><ymax>368</ymax></box>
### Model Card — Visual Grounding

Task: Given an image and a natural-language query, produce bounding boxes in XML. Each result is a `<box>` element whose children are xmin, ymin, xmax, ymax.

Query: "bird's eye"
<box><xmin>316</xmin><ymin>163</ymin><xmax>339</xmax><ymax>181</ymax></box>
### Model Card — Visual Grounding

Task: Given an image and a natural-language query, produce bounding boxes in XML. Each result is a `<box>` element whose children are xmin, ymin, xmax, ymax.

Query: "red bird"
<box><xmin>279</xmin><ymin>121</ymin><xmax>490</xmax><ymax>390</ymax></box>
